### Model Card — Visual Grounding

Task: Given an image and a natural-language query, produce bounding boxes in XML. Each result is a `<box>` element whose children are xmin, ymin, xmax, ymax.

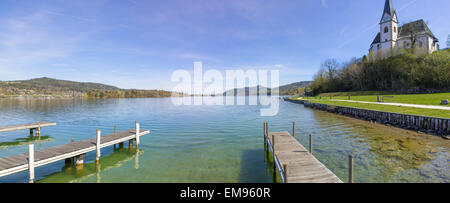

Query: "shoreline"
<box><xmin>285</xmin><ymin>98</ymin><xmax>450</xmax><ymax>138</ymax></box>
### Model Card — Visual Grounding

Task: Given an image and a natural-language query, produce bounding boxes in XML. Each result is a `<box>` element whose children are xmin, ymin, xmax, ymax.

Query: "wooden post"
<box><xmin>272</xmin><ymin>136</ymin><xmax>276</xmax><ymax>175</ymax></box>
<box><xmin>28</xmin><ymin>142</ymin><xmax>34</xmax><ymax>183</ymax></box>
<box><xmin>264</xmin><ymin>122</ymin><xmax>266</xmax><ymax>163</ymax></box>
<box><xmin>129</xmin><ymin>139</ymin><xmax>134</xmax><ymax>149</ymax></box>
<box><xmin>292</xmin><ymin>122</ymin><xmax>295</xmax><ymax>137</ymax></box>
<box><xmin>135</xmin><ymin>121</ymin><xmax>140</xmax><ymax>147</ymax></box>
<box><xmin>309</xmin><ymin>134</ymin><xmax>312</xmax><ymax>154</ymax></box>
<box><xmin>114</xmin><ymin>124</ymin><xmax>117</xmax><ymax>149</ymax></box>
<box><xmin>96</xmin><ymin>129</ymin><xmax>101</xmax><ymax>163</ymax></box>
<box><xmin>349</xmin><ymin>155</ymin><xmax>354</xmax><ymax>183</ymax></box>
<box><xmin>37</xmin><ymin>117</ymin><xmax>41</xmax><ymax>137</ymax></box>
<box><xmin>283</xmin><ymin>164</ymin><xmax>288</xmax><ymax>183</ymax></box>
<box><xmin>29</xmin><ymin>128</ymin><xmax>34</xmax><ymax>137</ymax></box>
<box><xmin>71</xmin><ymin>138</ymin><xmax>74</xmax><ymax>143</ymax></box>
<box><xmin>76</xmin><ymin>154</ymin><xmax>86</xmax><ymax>167</ymax></box>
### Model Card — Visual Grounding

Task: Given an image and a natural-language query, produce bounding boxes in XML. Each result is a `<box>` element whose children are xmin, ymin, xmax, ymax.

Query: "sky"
<box><xmin>0</xmin><ymin>0</ymin><xmax>449</xmax><ymax>90</ymax></box>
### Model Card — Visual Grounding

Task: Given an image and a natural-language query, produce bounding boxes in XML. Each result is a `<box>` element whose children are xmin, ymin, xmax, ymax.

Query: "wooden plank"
<box><xmin>268</xmin><ymin>131</ymin><xmax>342</xmax><ymax>183</ymax></box>
<box><xmin>0</xmin><ymin>122</ymin><xmax>56</xmax><ymax>133</ymax></box>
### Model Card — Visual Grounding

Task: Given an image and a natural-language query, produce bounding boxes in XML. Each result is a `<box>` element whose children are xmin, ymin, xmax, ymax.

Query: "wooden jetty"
<box><xmin>264</xmin><ymin>122</ymin><xmax>344</xmax><ymax>183</ymax></box>
<box><xmin>0</xmin><ymin>121</ymin><xmax>149</xmax><ymax>183</ymax></box>
<box><xmin>0</xmin><ymin>117</ymin><xmax>56</xmax><ymax>137</ymax></box>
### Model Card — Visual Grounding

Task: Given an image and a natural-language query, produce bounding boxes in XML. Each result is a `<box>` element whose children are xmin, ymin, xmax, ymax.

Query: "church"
<box><xmin>369</xmin><ymin>0</ymin><xmax>439</xmax><ymax>59</ymax></box>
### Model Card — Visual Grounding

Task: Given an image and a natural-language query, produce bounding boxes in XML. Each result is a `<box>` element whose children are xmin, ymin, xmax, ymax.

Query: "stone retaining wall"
<box><xmin>285</xmin><ymin>99</ymin><xmax>449</xmax><ymax>136</ymax></box>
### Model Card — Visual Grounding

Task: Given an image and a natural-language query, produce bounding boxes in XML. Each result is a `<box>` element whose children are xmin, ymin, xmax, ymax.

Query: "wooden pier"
<box><xmin>0</xmin><ymin>121</ymin><xmax>149</xmax><ymax>183</ymax></box>
<box><xmin>0</xmin><ymin>117</ymin><xmax>56</xmax><ymax>137</ymax></box>
<box><xmin>264</xmin><ymin>123</ymin><xmax>343</xmax><ymax>183</ymax></box>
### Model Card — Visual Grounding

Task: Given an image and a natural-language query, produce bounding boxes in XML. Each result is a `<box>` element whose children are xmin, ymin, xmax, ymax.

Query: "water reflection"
<box><xmin>37</xmin><ymin>148</ymin><xmax>144</xmax><ymax>183</ymax></box>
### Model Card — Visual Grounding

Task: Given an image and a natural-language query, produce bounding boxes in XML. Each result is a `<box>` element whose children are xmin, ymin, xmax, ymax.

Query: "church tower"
<box><xmin>379</xmin><ymin>0</ymin><xmax>398</xmax><ymax>53</ymax></box>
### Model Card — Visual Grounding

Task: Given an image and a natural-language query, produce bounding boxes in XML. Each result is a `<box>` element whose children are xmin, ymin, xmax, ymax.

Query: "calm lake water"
<box><xmin>0</xmin><ymin>97</ymin><xmax>448</xmax><ymax>183</ymax></box>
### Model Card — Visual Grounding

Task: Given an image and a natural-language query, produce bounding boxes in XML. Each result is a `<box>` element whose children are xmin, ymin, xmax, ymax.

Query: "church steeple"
<box><xmin>380</xmin><ymin>0</ymin><xmax>397</xmax><ymax>23</ymax></box>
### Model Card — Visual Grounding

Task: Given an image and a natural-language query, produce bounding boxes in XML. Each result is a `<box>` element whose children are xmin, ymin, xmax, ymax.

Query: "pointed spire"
<box><xmin>380</xmin><ymin>0</ymin><xmax>396</xmax><ymax>23</ymax></box>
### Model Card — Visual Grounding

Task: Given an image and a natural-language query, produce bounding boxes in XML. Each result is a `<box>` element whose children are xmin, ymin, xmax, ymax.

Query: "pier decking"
<box><xmin>0</xmin><ymin>122</ymin><xmax>56</xmax><ymax>133</ymax></box>
<box><xmin>0</xmin><ymin>123</ymin><xmax>149</xmax><ymax>182</ymax></box>
<box><xmin>265</xmin><ymin>129</ymin><xmax>342</xmax><ymax>183</ymax></box>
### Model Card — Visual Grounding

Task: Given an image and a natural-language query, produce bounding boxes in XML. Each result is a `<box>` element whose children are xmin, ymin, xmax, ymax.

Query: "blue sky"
<box><xmin>0</xmin><ymin>0</ymin><xmax>449</xmax><ymax>90</ymax></box>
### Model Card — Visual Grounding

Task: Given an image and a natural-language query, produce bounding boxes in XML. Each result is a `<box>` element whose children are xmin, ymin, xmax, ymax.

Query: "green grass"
<box><xmin>318</xmin><ymin>91</ymin><xmax>394</xmax><ymax>97</ymax></box>
<box><xmin>296</xmin><ymin>92</ymin><xmax>450</xmax><ymax>106</ymax></box>
<box><xmin>301</xmin><ymin>99</ymin><xmax>450</xmax><ymax>119</ymax></box>
<box><xmin>328</xmin><ymin>93</ymin><xmax>450</xmax><ymax>106</ymax></box>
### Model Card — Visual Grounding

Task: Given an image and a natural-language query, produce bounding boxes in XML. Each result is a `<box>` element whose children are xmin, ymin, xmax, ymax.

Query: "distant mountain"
<box><xmin>1</xmin><ymin>77</ymin><xmax>119</xmax><ymax>92</ymax></box>
<box><xmin>220</xmin><ymin>81</ymin><xmax>312</xmax><ymax>96</ymax></box>
<box><xmin>280</xmin><ymin>81</ymin><xmax>313</xmax><ymax>92</ymax></box>
<box><xmin>0</xmin><ymin>77</ymin><xmax>179</xmax><ymax>98</ymax></box>
<box><xmin>221</xmin><ymin>85</ymin><xmax>271</xmax><ymax>96</ymax></box>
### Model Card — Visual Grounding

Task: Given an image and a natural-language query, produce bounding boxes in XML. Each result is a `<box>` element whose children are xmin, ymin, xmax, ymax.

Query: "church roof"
<box><xmin>398</xmin><ymin>20</ymin><xmax>438</xmax><ymax>41</ymax></box>
<box><xmin>371</xmin><ymin>20</ymin><xmax>438</xmax><ymax>45</ymax></box>
<box><xmin>380</xmin><ymin>0</ymin><xmax>396</xmax><ymax>23</ymax></box>
<box><xmin>371</xmin><ymin>33</ymin><xmax>381</xmax><ymax>45</ymax></box>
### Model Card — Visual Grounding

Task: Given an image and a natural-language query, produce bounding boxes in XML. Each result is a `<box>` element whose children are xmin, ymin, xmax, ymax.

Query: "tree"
<box><xmin>408</xmin><ymin>32</ymin><xmax>418</xmax><ymax>53</ymax></box>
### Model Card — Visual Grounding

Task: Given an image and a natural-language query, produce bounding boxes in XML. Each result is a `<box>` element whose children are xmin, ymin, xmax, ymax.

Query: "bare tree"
<box><xmin>321</xmin><ymin>59</ymin><xmax>339</xmax><ymax>81</ymax></box>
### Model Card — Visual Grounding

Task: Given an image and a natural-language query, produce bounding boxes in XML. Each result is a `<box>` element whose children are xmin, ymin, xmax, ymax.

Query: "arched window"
<box><xmin>384</xmin><ymin>26</ymin><xmax>389</xmax><ymax>33</ymax></box>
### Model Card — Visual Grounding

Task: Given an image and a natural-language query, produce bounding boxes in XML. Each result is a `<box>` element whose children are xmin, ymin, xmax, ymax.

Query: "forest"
<box><xmin>309</xmin><ymin>49</ymin><xmax>450</xmax><ymax>95</ymax></box>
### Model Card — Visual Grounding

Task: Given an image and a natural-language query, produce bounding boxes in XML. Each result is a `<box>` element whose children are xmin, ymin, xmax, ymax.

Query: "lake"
<box><xmin>0</xmin><ymin>97</ymin><xmax>448</xmax><ymax>183</ymax></box>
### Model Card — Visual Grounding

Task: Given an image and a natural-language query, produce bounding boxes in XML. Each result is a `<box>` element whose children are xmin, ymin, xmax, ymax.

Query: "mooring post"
<box><xmin>29</xmin><ymin>128</ymin><xmax>34</xmax><ymax>137</ymax></box>
<box><xmin>292</xmin><ymin>122</ymin><xmax>295</xmax><ymax>137</ymax></box>
<box><xmin>72</xmin><ymin>138</ymin><xmax>74</xmax><ymax>143</ymax></box>
<box><xmin>96</xmin><ymin>129</ymin><xmax>101</xmax><ymax>164</ymax></box>
<box><xmin>264</xmin><ymin>122</ymin><xmax>267</xmax><ymax>162</ymax></box>
<box><xmin>28</xmin><ymin>142</ymin><xmax>34</xmax><ymax>183</ymax></box>
<box><xmin>272</xmin><ymin>136</ymin><xmax>276</xmax><ymax>175</ymax></box>
<box><xmin>129</xmin><ymin>139</ymin><xmax>134</xmax><ymax>149</ymax></box>
<box><xmin>113</xmin><ymin>124</ymin><xmax>117</xmax><ymax>148</ymax></box>
<box><xmin>309</xmin><ymin>134</ymin><xmax>313</xmax><ymax>154</ymax></box>
<box><xmin>283</xmin><ymin>164</ymin><xmax>288</xmax><ymax>183</ymax></box>
<box><xmin>349</xmin><ymin>155</ymin><xmax>354</xmax><ymax>183</ymax></box>
<box><xmin>37</xmin><ymin>117</ymin><xmax>41</xmax><ymax>137</ymax></box>
<box><xmin>76</xmin><ymin>154</ymin><xmax>86</xmax><ymax>167</ymax></box>
<box><xmin>135</xmin><ymin>121</ymin><xmax>140</xmax><ymax>147</ymax></box>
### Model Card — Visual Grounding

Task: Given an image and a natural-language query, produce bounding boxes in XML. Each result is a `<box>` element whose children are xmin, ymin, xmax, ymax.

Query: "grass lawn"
<box><xmin>289</xmin><ymin>92</ymin><xmax>450</xmax><ymax>119</ymax></box>
<box><xmin>301</xmin><ymin>92</ymin><xmax>450</xmax><ymax>106</ymax></box>
<box><xmin>300</xmin><ymin>99</ymin><xmax>450</xmax><ymax>119</ymax></box>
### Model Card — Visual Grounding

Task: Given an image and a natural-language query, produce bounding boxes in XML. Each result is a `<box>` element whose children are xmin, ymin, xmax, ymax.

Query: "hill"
<box><xmin>220</xmin><ymin>81</ymin><xmax>312</xmax><ymax>96</ymax></box>
<box><xmin>279</xmin><ymin>81</ymin><xmax>312</xmax><ymax>95</ymax></box>
<box><xmin>0</xmin><ymin>77</ymin><xmax>178</xmax><ymax>98</ymax></box>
